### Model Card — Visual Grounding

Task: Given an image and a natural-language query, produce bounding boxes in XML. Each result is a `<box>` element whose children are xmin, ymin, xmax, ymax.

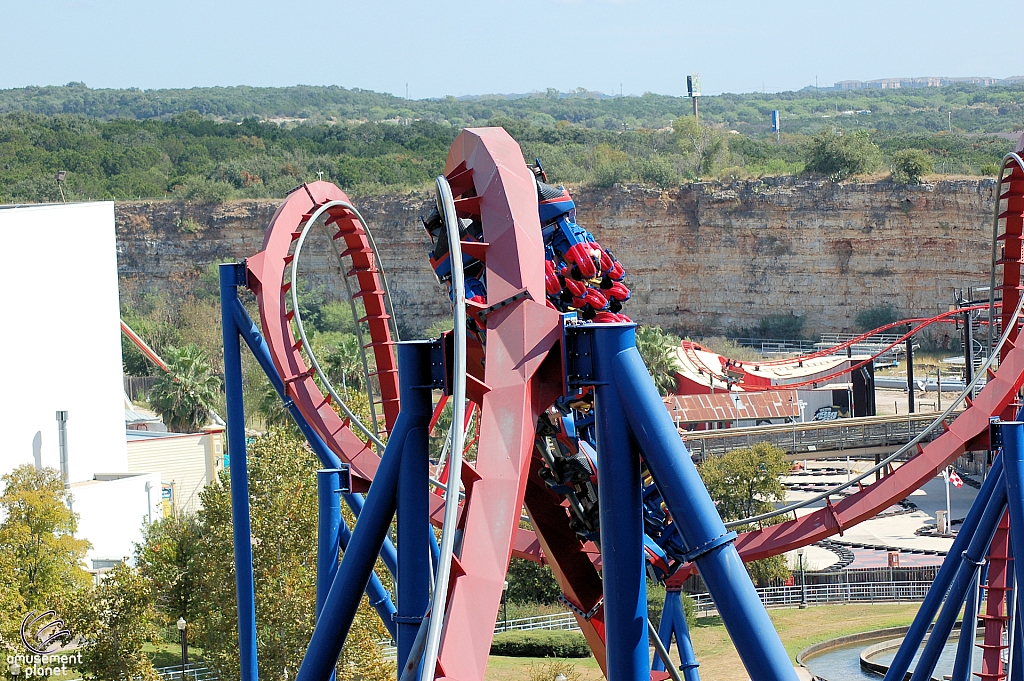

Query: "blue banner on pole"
<box><xmin>771</xmin><ymin>110</ymin><xmax>780</xmax><ymax>133</ymax></box>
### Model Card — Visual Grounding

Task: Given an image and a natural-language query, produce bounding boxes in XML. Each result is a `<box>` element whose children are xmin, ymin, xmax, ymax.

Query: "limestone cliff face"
<box><xmin>115</xmin><ymin>178</ymin><xmax>998</xmax><ymax>337</ymax></box>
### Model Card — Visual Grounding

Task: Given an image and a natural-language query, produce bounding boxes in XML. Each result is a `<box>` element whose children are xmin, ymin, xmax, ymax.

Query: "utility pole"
<box><xmin>687</xmin><ymin>74</ymin><xmax>701</xmax><ymax>124</ymax></box>
<box><xmin>906</xmin><ymin>331</ymin><xmax>915</xmax><ymax>413</ymax></box>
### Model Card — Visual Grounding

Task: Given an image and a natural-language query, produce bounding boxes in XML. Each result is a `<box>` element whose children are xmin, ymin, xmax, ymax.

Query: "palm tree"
<box><xmin>149</xmin><ymin>344</ymin><xmax>221</xmax><ymax>432</ymax></box>
<box><xmin>635</xmin><ymin>325</ymin><xmax>681</xmax><ymax>396</ymax></box>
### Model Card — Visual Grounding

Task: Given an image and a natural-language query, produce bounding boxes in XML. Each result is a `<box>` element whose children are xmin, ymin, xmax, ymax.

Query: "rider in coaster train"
<box><xmin>422</xmin><ymin>159</ymin><xmax>631</xmax><ymax>337</ymax></box>
<box><xmin>425</xmin><ymin>163</ymin><xmax>680</xmax><ymax>579</ymax></box>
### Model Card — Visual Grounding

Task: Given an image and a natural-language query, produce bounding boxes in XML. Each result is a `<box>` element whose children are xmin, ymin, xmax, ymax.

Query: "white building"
<box><xmin>0</xmin><ymin>202</ymin><xmax>167</xmax><ymax>568</ymax></box>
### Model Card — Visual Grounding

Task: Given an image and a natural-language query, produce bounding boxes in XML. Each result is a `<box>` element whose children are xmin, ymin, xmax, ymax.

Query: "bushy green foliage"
<box><xmin>188</xmin><ymin>429</ymin><xmax>394</xmax><ymax>681</ymax></box>
<box><xmin>505</xmin><ymin>557</ymin><xmax>563</xmax><ymax>604</ymax></box>
<box><xmin>891</xmin><ymin>148</ymin><xmax>933</xmax><ymax>184</ymax></box>
<box><xmin>3</xmin><ymin>81</ymin><xmax>1024</xmax><ymax>136</ymax></box>
<box><xmin>805</xmin><ymin>127</ymin><xmax>882</xmax><ymax>179</ymax></box>
<box><xmin>748</xmin><ymin>313</ymin><xmax>806</xmax><ymax>339</ymax></box>
<box><xmin>67</xmin><ymin>563</ymin><xmax>161</xmax><ymax>681</ymax></box>
<box><xmin>148</xmin><ymin>344</ymin><xmax>221</xmax><ymax>432</ymax></box>
<box><xmin>0</xmin><ymin>465</ymin><xmax>91</xmax><ymax>609</ymax></box>
<box><xmin>698</xmin><ymin>443</ymin><xmax>792</xmax><ymax>586</ymax></box>
<box><xmin>489</xmin><ymin>630</ymin><xmax>592</xmax><ymax>658</ymax></box>
<box><xmin>635</xmin><ymin>325</ymin><xmax>682</xmax><ymax>395</ymax></box>
<box><xmin>856</xmin><ymin>304</ymin><xmax>900</xmax><ymax>332</ymax></box>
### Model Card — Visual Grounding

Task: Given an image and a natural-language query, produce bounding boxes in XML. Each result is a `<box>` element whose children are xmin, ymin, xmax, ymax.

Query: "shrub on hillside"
<box><xmin>804</xmin><ymin>127</ymin><xmax>882</xmax><ymax>180</ymax></box>
<box><xmin>891</xmin><ymin>149</ymin><xmax>933</xmax><ymax>184</ymax></box>
<box><xmin>490</xmin><ymin>631</ymin><xmax>592</xmax><ymax>658</ymax></box>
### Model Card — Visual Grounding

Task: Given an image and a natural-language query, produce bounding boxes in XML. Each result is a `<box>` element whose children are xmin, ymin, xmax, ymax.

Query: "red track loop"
<box><xmin>247</xmin><ymin>182</ymin><xmax>401</xmax><ymax>490</ymax></box>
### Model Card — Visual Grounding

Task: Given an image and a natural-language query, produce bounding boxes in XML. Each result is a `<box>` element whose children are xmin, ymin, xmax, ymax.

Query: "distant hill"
<box><xmin>2</xmin><ymin>81</ymin><xmax>1023</xmax><ymax>136</ymax></box>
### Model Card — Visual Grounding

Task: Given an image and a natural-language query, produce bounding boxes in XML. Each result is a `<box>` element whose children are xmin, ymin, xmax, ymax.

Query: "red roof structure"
<box><xmin>663</xmin><ymin>390</ymin><xmax>801</xmax><ymax>427</ymax></box>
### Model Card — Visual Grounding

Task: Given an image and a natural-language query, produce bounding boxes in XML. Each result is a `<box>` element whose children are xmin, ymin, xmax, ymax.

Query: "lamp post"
<box><xmin>797</xmin><ymin>548</ymin><xmax>808</xmax><ymax>609</ymax></box>
<box><xmin>502</xmin><ymin>580</ymin><xmax>509</xmax><ymax>631</ymax></box>
<box><xmin>9</xmin><ymin>661</ymin><xmax>21</xmax><ymax>680</ymax></box>
<box><xmin>177</xmin><ymin>617</ymin><xmax>188</xmax><ymax>678</ymax></box>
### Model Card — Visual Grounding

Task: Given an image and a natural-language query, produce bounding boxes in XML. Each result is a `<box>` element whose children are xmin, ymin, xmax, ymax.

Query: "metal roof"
<box><xmin>663</xmin><ymin>389</ymin><xmax>802</xmax><ymax>425</ymax></box>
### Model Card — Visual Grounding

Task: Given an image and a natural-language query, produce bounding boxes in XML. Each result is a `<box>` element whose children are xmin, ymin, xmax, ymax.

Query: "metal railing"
<box><xmin>681</xmin><ymin>412</ymin><xmax>956</xmax><ymax>459</ymax></box>
<box><xmin>690</xmin><ymin>579</ymin><xmax>934</xmax><ymax>617</ymax></box>
<box><xmin>155</xmin><ymin>664</ymin><xmax>217</xmax><ymax>681</ymax></box>
<box><xmin>493</xmin><ymin>611</ymin><xmax>580</xmax><ymax>633</ymax></box>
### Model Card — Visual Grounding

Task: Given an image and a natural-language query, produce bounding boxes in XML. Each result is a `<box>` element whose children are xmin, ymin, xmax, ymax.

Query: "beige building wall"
<box><xmin>126</xmin><ymin>427</ymin><xmax>224</xmax><ymax>516</ymax></box>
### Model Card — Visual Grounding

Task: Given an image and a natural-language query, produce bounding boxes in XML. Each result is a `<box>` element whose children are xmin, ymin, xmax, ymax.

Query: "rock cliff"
<box><xmin>115</xmin><ymin>177</ymin><xmax>998</xmax><ymax>337</ymax></box>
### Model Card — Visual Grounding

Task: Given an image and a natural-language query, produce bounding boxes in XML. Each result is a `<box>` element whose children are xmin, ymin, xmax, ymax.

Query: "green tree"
<box><xmin>855</xmin><ymin>304</ymin><xmax>900</xmax><ymax>332</ymax></box>
<box><xmin>149</xmin><ymin>344</ymin><xmax>221</xmax><ymax>432</ymax></box>
<box><xmin>68</xmin><ymin>563</ymin><xmax>160</xmax><ymax>681</ymax></box>
<box><xmin>698</xmin><ymin>443</ymin><xmax>791</xmax><ymax>586</ymax></box>
<box><xmin>673</xmin><ymin>116</ymin><xmax>725</xmax><ymax>177</ymax></box>
<box><xmin>0</xmin><ymin>465</ymin><xmax>90</xmax><ymax>609</ymax></box>
<box><xmin>635</xmin><ymin>325</ymin><xmax>681</xmax><ymax>396</ymax></box>
<box><xmin>134</xmin><ymin>514</ymin><xmax>203</xmax><ymax>628</ymax></box>
<box><xmin>505</xmin><ymin>558</ymin><xmax>562</xmax><ymax>605</ymax></box>
<box><xmin>193</xmin><ymin>429</ymin><xmax>393</xmax><ymax>681</ymax></box>
<box><xmin>804</xmin><ymin>127</ymin><xmax>882</xmax><ymax>180</ymax></box>
<box><xmin>891</xmin><ymin>148</ymin><xmax>933</xmax><ymax>184</ymax></box>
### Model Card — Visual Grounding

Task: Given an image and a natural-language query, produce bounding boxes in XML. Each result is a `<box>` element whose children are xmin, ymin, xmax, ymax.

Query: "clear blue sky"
<box><xmin>2</xmin><ymin>0</ymin><xmax>1016</xmax><ymax>98</ymax></box>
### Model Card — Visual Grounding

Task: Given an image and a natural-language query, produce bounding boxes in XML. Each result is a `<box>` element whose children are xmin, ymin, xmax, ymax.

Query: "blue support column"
<box><xmin>910</xmin><ymin>468</ymin><xmax>1007</xmax><ymax>681</ymax></box>
<box><xmin>226</xmin><ymin>291</ymin><xmax>399</xmax><ymax>635</ymax></box>
<box><xmin>295</xmin><ymin>341</ymin><xmax>433</xmax><ymax>681</ymax></box>
<box><xmin>317</xmin><ymin>470</ymin><xmax>343</xmax><ymax>619</ymax></box>
<box><xmin>587</xmin><ymin>324</ymin><xmax>796</xmax><ymax>681</ymax></box>
<box><xmin>219</xmin><ymin>263</ymin><xmax>259</xmax><ymax>681</ymax></box>
<box><xmin>1003</xmin><ymin>422</ymin><xmax>1024</xmax><ymax>681</ymax></box>
<box><xmin>590</xmin><ymin>328</ymin><xmax>650</xmax><ymax>681</ymax></box>
<box><xmin>951</xmin><ymin>565</ymin><xmax>982</xmax><ymax>681</ymax></box>
<box><xmin>653</xmin><ymin>590</ymin><xmax>700</xmax><ymax>681</ymax></box>
<box><xmin>396</xmin><ymin>342</ymin><xmax>433</xmax><ymax>670</ymax></box>
<box><xmin>885</xmin><ymin>454</ymin><xmax>1006</xmax><ymax>681</ymax></box>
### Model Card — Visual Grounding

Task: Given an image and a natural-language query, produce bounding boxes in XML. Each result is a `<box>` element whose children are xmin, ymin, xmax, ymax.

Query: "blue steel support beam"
<box><xmin>296</xmin><ymin>341</ymin><xmax>433</xmax><ymax>681</ymax></box>
<box><xmin>591</xmin><ymin>327</ymin><xmax>650</xmax><ymax>681</ymax></box>
<box><xmin>588</xmin><ymin>324</ymin><xmax>796</xmax><ymax>681</ymax></box>
<box><xmin>219</xmin><ymin>263</ymin><xmax>260</xmax><ymax>681</ymax></box>
<box><xmin>396</xmin><ymin>342</ymin><xmax>433</xmax><ymax>671</ymax></box>
<box><xmin>317</xmin><ymin>470</ymin><xmax>343</xmax><ymax>619</ymax></box>
<box><xmin>227</xmin><ymin>290</ymin><xmax>399</xmax><ymax>634</ymax></box>
<box><xmin>951</xmin><ymin>566</ymin><xmax>982</xmax><ymax>681</ymax></box>
<box><xmin>909</xmin><ymin>467</ymin><xmax>1007</xmax><ymax>681</ymax></box>
<box><xmin>653</xmin><ymin>590</ymin><xmax>700</xmax><ymax>681</ymax></box>
<box><xmin>316</xmin><ymin>469</ymin><xmax>342</xmax><ymax>681</ymax></box>
<box><xmin>343</xmin><ymin>493</ymin><xmax>399</xmax><ymax>578</ymax></box>
<box><xmin>1003</xmin><ymin>422</ymin><xmax>1024</xmax><ymax>681</ymax></box>
<box><xmin>884</xmin><ymin>454</ymin><xmax>1006</xmax><ymax>681</ymax></box>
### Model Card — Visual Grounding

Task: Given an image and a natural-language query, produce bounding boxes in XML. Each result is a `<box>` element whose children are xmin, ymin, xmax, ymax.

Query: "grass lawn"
<box><xmin>144</xmin><ymin>641</ymin><xmax>206</xmax><ymax>669</ymax></box>
<box><xmin>485</xmin><ymin>602</ymin><xmax>922</xmax><ymax>681</ymax></box>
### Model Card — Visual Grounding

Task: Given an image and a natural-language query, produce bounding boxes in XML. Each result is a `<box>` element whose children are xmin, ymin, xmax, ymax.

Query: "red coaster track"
<box><xmin>245</xmin><ymin>130</ymin><xmax>1024</xmax><ymax>681</ymax></box>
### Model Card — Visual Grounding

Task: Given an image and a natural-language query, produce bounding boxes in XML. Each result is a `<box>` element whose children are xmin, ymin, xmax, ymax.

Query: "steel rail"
<box><xmin>723</xmin><ymin>289</ymin><xmax>1024</xmax><ymax>529</ymax></box>
<box><xmin>289</xmin><ymin>200</ymin><xmax>386</xmax><ymax>451</ymax></box>
<box><xmin>989</xmin><ymin>152</ymin><xmax>1024</xmax><ymax>357</ymax></box>
<box><xmin>321</xmin><ymin>220</ymin><xmax>381</xmax><ymax>441</ymax></box>
<box><xmin>419</xmin><ymin>175</ymin><xmax>468</xmax><ymax>681</ymax></box>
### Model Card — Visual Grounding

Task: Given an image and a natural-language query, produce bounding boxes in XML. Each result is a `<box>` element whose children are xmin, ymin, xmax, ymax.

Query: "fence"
<box><xmin>690</xmin><ymin>579</ymin><xmax>935</xmax><ymax>617</ymax></box>
<box><xmin>681</xmin><ymin>411</ymin><xmax>954</xmax><ymax>459</ymax></box>
<box><xmin>494</xmin><ymin>611</ymin><xmax>580</xmax><ymax>634</ymax></box>
<box><xmin>124</xmin><ymin>375</ymin><xmax>158</xmax><ymax>402</ymax></box>
<box><xmin>155</xmin><ymin>664</ymin><xmax>217</xmax><ymax>681</ymax></box>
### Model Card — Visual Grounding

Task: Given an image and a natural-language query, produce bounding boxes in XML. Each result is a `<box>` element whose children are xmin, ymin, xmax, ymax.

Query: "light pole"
<box><xmin>177</xmin><ymin>617</ymin><xmax>189</xmax><ymax>678</ymax></box>
<box><xmin>797</xmin><ymin>548</ymin><xmax>808</xmax><ymax>609</ymax></box>
<box><xmin>502</xmin><ymin>580</ymin><xmax>509</xmax><ymax>630</ymax></box>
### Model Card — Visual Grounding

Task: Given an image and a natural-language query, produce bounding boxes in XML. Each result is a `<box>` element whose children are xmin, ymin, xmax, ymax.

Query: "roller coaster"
<box><xmin>216</xmin><ymin>129</ymin><xmax>1024</xmax><ymax>681</ymax></box>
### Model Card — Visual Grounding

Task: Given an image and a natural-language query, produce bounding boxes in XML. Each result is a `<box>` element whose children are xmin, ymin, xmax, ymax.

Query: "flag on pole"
<box><xmin>948</xmin><ymin>469</ymin><xmax>964</xmax><ymax>488</ymax></box>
